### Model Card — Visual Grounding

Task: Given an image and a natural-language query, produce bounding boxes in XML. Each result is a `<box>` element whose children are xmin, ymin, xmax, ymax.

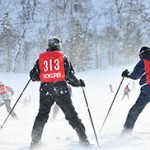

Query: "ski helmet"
<box><xmin>139</xmin><ymin>46</ymin><xmax>150</xmax><ymax>60</ymax></box>
<box><xmin>48</xmin><ymin>37</ymin><xmax>62</xmax><ymax>51</ymax></box>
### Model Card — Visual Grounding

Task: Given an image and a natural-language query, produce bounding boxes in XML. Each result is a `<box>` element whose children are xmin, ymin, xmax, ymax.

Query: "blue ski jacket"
<box><xmin>127</xmin><ymin>59</ymin><xmax>150</xmax><ymax>94</ymax></box>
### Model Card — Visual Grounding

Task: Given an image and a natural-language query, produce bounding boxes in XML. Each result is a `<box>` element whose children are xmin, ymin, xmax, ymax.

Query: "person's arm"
<box><xmin>30</xmin><ymin>60</ymin><xmax>40</xmax><ymax>81</ymax></box>
<box><xmin>64</xmin><ymin>57</ymin><xmax>85</xmax><ymax>87</ymax></box>
<box><xmin>6</xmin><ymin>86</ymin><xmax>14</xmax><ymax>96</ymax></box>
<box><xmin>122</xmin><ymin>60</ymin><xmax>144</xmax><ymax>80</ymax></box>
<box><xmin>128</xmin><ymin>60</ymin><xmax>145</xmax><ymax>79</ymax></box>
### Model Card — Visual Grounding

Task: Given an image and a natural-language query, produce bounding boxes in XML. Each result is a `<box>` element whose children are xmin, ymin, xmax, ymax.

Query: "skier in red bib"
<box><xmin>121</xmin><ymin>85</ymin><xmax>130</xmax><ymax>100</ymax></box>
<box><xmin>0</xmin><ymin>82</ymin><xmax>17</xmax><ymax>118</ymax></box>
<box><xmin>121</xmin><ymin>46</ymin><xmax>150</xmax><ymax>134</ymax></box>
<box><xmin>29</xmin><ymin>37</ymin><xmax>90</xmax><ymax>149</ymax></box>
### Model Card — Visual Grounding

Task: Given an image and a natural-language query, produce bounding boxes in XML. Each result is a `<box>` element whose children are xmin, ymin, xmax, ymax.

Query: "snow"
<box><xmin>0</xmin><ymin>64</ymin><xmax>150</xmax><ymax>150</ymax></box>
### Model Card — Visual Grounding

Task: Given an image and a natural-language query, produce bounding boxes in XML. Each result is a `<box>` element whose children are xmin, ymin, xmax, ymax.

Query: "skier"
<box><xmin>109</xmin><ymin>83</ymin><xmax>114</xmax><ymax>93</ymax></box>
<box><xmin>22</xmin><ymin>95</ymin><xmax>31</xmax><ymax>107</ymax></box>
<box><xmin>0</xmin><ymin>82</ymin><xmax>17</xmax><ymax>118</ymax></box>
<box><xmin>121</xmin><ymin>46</ymin><xmax>150</xmax><ymax>134</ymax></box>
<box><xmin>131</xmin><ymin>81</ymin><xmax>136</xmax><ymax>91</ymax></box>
<box><xmin>29</xmin><ymin>37</ymin><xmax>90</xmax><ymax>149</ymax></box>
<box><xmin>121</xmin><ymin>85</ymin><xmax>130</xmax><ymax>100</ymax></box>
<box><xmin>51</xmin><ymin>83</ymin><xmax>72</xmax><ymax>120</ymax></box>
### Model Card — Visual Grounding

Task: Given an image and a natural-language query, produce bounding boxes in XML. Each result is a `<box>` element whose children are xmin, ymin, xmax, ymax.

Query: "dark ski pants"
<box><xmin>124</xmin><ymin>91</ymin><xmax>150</xmax><ymax>130</ymax></box>
<box><xmin>31</xmin><ymin>92</ymin><xmax>85</xmax><ymax>144</ymax></box>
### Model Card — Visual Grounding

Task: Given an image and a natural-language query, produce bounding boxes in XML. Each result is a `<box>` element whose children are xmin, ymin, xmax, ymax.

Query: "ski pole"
<box><xmin>81</xmin><ymin>87</ymin><xmax>100</xmax><ymax>147</ymax></box>
<box><xmin>0</xmin><ymin>79</ymin><xmax>31</xmax><ymax>129</ymax></box>
<box><xmin>99</xmin><ymin>77</ymin><xmax>124</xmax><ymax>134</ymax></box>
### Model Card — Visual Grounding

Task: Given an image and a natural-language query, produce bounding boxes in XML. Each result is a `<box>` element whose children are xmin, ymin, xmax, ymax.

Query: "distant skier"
<box><xmin>131</xmin><ymin>81</ymin><xmax>136</xmax><ymax>91</ymax></box>
<box><xmin>22</xmin><ymin>95</ymin><xmax>31</xmax><ymax>107</ymax></box>
<box><xmin>29</xmin><ymin>37</ymin><xmax>90</xmax><ymax>149</ymax></box>
<box><xmin>109</xmin><ymin>83</ymin><xmax>114</xmax><ymax>93</ymax></box>
<box><xmin>0</xmin><ymin>82</ymin><xmax>17</xmax><ymax>118</ymax></box>
<box><xmin>121</xmin><ymin>46</ymin><xmax>150</xmax><ymax>134</ymax></box>
<box><xmin>51</xmin><ymin>83</ymin><xmax>72</xmax><ymax>120</ymax></box>
<box><xmin>121</xmin><ymin>85</ymin><xmax>130</xmax><ymax>100</ymax></box>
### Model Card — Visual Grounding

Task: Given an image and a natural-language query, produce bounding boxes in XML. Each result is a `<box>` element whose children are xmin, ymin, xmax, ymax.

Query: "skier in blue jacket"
<box><xmin>121</xmin><ymin>46</ymin><xmax>150</xmax><ymax>133</ymax></box>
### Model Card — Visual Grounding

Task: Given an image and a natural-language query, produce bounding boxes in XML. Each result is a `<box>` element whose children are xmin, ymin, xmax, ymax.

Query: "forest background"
<box><xmin>0</xmin><ymin>0</ymin><xmax>150</xmax><ymax>73</ymax></box>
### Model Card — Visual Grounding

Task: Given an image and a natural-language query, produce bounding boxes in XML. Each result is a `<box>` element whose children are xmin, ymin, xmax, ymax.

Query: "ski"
<box><xmin>55</xmin><ymin>136</ymin><xmax>97</xmax><ymax>149</ymax></box>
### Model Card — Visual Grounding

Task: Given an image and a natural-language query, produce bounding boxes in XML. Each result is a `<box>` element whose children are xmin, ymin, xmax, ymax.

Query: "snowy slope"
<box><xmin>0</xmin><ymin>65</ymin><xmax>150</xmax><ymax>150</ymax></box>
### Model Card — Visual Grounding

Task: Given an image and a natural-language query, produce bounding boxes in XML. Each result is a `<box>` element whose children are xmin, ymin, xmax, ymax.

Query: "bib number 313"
<box><xmin>43</xmin><ymin>59</ymin><xmax>60</xmax><ymax>72</ymax></box>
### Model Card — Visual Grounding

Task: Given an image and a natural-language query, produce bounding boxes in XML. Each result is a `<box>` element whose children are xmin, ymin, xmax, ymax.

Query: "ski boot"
<box><xmin>30</xmin><ymin>140</ymin><xmax>42</xmax><ymax>150</ymax></box>
<box><xmin>75</xmin><ymin>125</ymin><xmax>91</xmax><ymax>147</ymax></box>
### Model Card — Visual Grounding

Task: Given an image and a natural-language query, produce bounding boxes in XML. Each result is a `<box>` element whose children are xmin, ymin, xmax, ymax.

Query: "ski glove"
<box><xmin>79</xmin><ymin>79</ymin><xmax>86</xmax><ymax>87</ymax></box>
<box><xmin>30</xmin><ymin>71</ymin><xmax>40</xmax><ymax>82</ymax></box>
<box><xmin>122</xmin><ymin>69</ymin><xmax>129</xmax><ymax>77</ymax></box>
<box><xmin>31</xmin><ymin>76</ymin><xmax>39</xmax><ymax>82</ymax></box>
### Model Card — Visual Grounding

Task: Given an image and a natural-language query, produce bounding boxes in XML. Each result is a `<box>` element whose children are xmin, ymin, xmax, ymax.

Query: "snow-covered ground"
<box><xmin>0</xmin><ymin>64</ymin><xmax>150</xmax><ymax>150</ymax></box>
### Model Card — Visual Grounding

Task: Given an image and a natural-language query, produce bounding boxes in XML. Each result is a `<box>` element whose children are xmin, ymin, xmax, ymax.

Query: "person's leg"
<box><xmin>123</xmin><ymin>92</ymin><xmax>149</xmax><ymax>133</ymax></box>
<box><xmin>0</xmin><ymin>95</ymin><xmax>5</xmax><ymax>106</ymax></box>
<box><xmin>30</xmin><ymin>94</ymin><xmax>54</xmax><ymax>149</ymax></box>
<box><xmin>0</xmin><ymin>102</ymin><xmax>5</xmax><ymax>107</ymax></box>
<box><xmin>56</xmin><ymin>94</ymin><xmax>90</xmax><ymax>146</ymax></box>
<box><xmin>121</xmin><ymin>94</ymin><xmax>125</xmax><ymax>100</ymax></box>
<box><xmin>5</xmin><ymin>99</ymin><xmax>17</xmax><ymax>118</ymax></box>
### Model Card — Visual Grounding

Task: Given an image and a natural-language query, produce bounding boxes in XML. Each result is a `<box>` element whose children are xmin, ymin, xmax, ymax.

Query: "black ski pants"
<box><xmin>124</xmin><ymin>91</ymin><xmax>150</xmax><ymax>129</ymax></box>
<box><xmin>31</xmin><ymin>92</ymin><xmax>85</xmax><ymax>143</ymax></box>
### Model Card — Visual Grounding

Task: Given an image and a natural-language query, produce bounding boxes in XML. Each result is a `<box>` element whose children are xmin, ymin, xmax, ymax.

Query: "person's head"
<box><xmin>47</xmin><ymin>37</ymin><xmax>62</xmax><ymax>51</ymax></box>
<box><xmin>139</xmin><ymin>46</ymin><xmax>150</xmax><ymax>60</ymax></box>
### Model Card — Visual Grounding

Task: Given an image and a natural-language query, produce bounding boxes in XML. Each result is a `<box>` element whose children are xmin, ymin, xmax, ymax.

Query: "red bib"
<box><xmin>124</xmin><ymin>88</ymin><xmax>128</xmax><ymax>93</ymax></box>
<box><xmin>39</xmin><ymin>51</ymin><xmax>65</xmax><ymax>82</ymax></box>
<box><xmin>143</xmin><ymin>59</ymin><xmax>150</xmax><ymax>84</ymax></box>
<box><xmin>0</xmin><ymin>85</ymin><xmax>8</xmax><ymax>95</ymax></box>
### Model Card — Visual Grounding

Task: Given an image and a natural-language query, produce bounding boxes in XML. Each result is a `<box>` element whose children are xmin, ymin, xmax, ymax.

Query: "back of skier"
<box><xmin>29</xmin><ymin>37</ymin><xmax>90</xmax><ymax>149</ymax></box>
<box><xmin>121</xmin><ymin>46</ymin><xmax>150</xmax><ymax>133</ymax></box>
